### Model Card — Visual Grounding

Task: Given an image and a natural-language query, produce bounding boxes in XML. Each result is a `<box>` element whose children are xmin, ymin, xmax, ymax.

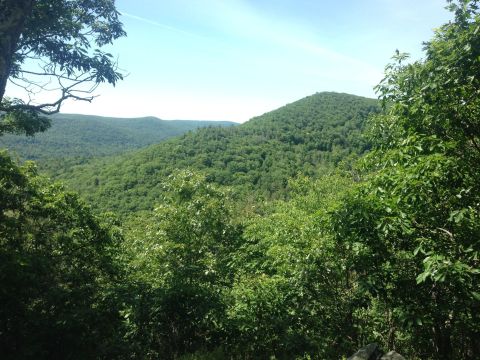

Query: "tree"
<box><xmin>120</xmin><ymin>171</ymin><xmax>242</xmax><ymax>358</ymax></box>
<box><xmin>0</xmin><ymin>0</ymin><xmax>125</xmax><ymax>135</ymax></box>
<box><xmin>333</xmin><ymin>1</ymin><xmax>480</xmax><ymax>358</ymax></box>
<box><xmin>0</xmin><ymin>150</ymin><xmax>125</xmax><ymax>359</ymax></box>
<box><xmin>227</xmin><ymin>175</ymin><xmax>356</xmax><ymax>359</ymax></box>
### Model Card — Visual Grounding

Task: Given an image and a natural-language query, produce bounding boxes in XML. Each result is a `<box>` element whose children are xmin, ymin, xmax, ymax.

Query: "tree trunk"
<box><xmin>0</xmin><ymin>0</ymin><xmax>34</xmax><ymax>103</ymax></box>
<box><xmin>432</xmin><ymin>322</ymin><xmax>452</xmax><ymax>360</ymax></box>
<box><xmin>386</xmin><ymin>309</ymin><xmax>396</xmax><ymax>351</ymax></box>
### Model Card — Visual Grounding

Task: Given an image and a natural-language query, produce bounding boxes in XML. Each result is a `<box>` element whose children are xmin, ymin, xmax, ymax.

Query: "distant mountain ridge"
<box><xmin>52</xmin><ymin>92</ymin><xmax>381</xmax><ymax>215</ymax></box>
<box><xmin>0</xmin><ymin>113</ymin><xmax>237</xmax><ymax>160</ymax></box>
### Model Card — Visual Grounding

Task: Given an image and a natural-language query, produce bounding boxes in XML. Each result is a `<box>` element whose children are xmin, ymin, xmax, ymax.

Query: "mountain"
<box><xmin>0</xmin><ymin>113</ymin><xmax>236</xmax><ymax>161</ymax></box>
<box><xmin>52</xmin><ymin>92</ymin><xmax>381</xmax><ymax>215</ymax></box>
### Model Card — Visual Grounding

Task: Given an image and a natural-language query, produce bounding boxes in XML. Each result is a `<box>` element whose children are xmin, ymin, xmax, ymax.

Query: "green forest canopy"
<box><xmin>51</xmin><ymin>92</ymin><xmax>379</xmax><ymax>215</ymax></box>
<box><xmin>0</xmin><ymin>1</ymin><xmax>479</xmax><ymax>359</ymax></box>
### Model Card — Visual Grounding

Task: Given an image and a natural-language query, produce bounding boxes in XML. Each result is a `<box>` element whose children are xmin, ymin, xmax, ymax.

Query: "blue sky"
<box><xmin>39</xmin><ymin>1</ymin><xmax>454</xmax><ymax>122</ymax></box>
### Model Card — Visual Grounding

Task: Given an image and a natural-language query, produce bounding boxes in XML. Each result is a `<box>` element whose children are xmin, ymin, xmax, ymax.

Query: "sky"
<box><xmin>8</xmin><ymin>0</ymin><xmax>452</xmax><ymax>123</ymax></box>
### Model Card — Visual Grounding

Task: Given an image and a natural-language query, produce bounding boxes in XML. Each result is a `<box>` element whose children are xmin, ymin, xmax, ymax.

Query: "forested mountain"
<box><xmin>0</xmin><ymin>113</ymin><xmax>236</xmax><ymax>160</ymax></box>
<box><xmin>2</xmin><ymin>1</ymin><xmax>478</xmax><ymax>359</ymax></box>
<box><xmin>53</xmin><ymin>92</ymin><xmax>380</xmax><ymax>215</ymax></box>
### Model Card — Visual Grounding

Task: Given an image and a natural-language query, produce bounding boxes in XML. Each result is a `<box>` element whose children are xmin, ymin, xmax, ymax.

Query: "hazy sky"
<box><xmin>11</xmin><ymin>0</ymin><xmax>453</xmax><ymax>122</ymax></box>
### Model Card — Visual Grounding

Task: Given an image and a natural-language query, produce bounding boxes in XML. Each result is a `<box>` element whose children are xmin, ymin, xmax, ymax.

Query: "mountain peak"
<box><xmin>52</xmin><ymin>92</ymin><xmax>380</xmax><ymax>215</ymax></box>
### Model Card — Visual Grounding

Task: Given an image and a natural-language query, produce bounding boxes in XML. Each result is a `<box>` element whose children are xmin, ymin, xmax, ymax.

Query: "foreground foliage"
<box><xmin>0</xmin><ymin>151</ymin><xmax>125</xmax><ymax>358</ymax></box>
<box><xmin>121</xmin><ymin>171</ymin><xmax>242</xmax><ymax>358</ymax></box>
<box><xmin>333</xmin><ymin>1</ymin><xmax>480</xmax><ymax>357</ymax></box>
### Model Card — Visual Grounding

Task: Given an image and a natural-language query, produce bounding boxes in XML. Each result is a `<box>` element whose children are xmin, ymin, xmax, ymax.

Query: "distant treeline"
<box><xmin>0</xmin><ymin>113</ymin><xmax>235</xmax><ymax>161</ymax></box>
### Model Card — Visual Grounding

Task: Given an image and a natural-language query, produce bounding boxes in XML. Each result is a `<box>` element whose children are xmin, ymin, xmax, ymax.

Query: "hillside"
<box><xmin>3</xmin><ymin>4</ymin><xmax>478</xmax><ymax>358</ymax></box>
<box><xmin>0</xmin><ymin>113</ymin><xmax>236</xmax><ymax>161</ymax></box>
<box><xmin>54</xmin><ymin>92</ymin><xmax>380</xmax><ymax>215</ymax></box>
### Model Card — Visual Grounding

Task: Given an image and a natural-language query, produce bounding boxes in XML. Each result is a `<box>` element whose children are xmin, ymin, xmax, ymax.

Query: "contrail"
<box><xmin>120</xmin><ymin>11</ymin><xmax>206</xmax><ymax>40</ymax></box>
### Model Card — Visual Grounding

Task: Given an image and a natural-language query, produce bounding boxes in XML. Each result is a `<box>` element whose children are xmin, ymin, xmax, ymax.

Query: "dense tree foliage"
<box><xmin>0</xmin><ymin>151</ymin><xmax>125</xmax><ymax>359</ymax></box>
<box><xmin>109</xmin><ymin>173</ymin><xmax>358</xmax><ymax>359</ymax></box>
<box><xmin>120</xmin><ymin>171</ymin><xmax>242</xmax><ymax>359</ymax></box>
<box><xmin>51</xmin><ymin>92</ymin><xmax>379</xmax><ymax>215</ymax></box>
<box><xmin>332</xmin><ymin>2</ymin><xmax>480</xmax><ymax>357</ymax></box>
<box><xmin>225</xmin><ymin>175</ymin><xmax>355</xmax><ymax>358</ymax></box>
